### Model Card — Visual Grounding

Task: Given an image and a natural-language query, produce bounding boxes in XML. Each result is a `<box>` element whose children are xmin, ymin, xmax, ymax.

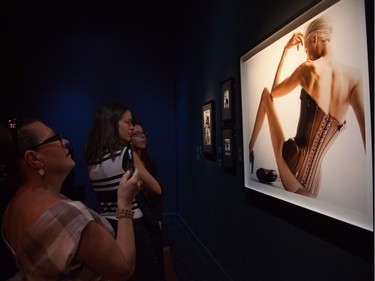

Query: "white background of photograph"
<box><xmin>240</xmin><ymin>0</ymin><xmax>372</xmax><ymax>230</ymax></box>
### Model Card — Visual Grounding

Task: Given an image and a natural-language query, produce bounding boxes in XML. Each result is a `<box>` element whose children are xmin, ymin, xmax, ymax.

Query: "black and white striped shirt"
<box><xmin>89</xmin><ymin>148</ymin><xmax>143</xmax><ymax>220</ymax></box>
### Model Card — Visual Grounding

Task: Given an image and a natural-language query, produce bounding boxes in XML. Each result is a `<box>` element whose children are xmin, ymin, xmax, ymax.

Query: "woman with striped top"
<box><xmin>84</xmin><ymin>102</ymin><xmax>162</xmax><ymax>281</ymax></box>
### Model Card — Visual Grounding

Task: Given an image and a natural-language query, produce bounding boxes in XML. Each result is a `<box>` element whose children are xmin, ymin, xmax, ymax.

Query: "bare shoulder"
<box><xmin>300</xmin><ymin>59</ymin><xmax>315</xmax><ymax>70</ymax></box>
<box><xmin>3</xmin><ymin>190</ymin><xmax>63</xmax><ymax>249</ymax></box>
<box><xmin>296</xmin><ymin>60</ymin><xmax>318</xmax><ymax>88</ymax></box>
<box><xmin>338</xmin><ymin>63</ymin><xmax>362</xmax><ymax>85</ymax></box>
<box><xmin>298</xmin><ymin>60</ymin><xmax>319</xmax><ymax>77</ymax></box>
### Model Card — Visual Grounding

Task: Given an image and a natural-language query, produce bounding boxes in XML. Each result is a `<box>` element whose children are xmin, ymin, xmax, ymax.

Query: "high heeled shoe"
<box><xmin>249</xmin><ymin>151</ymin><xmax>254</xmax><ymax>174</ymax></box>
<box><xmin>256</xmin><ymin>168</ymin><xmax>277</xmax><ymax>183</ymax></box>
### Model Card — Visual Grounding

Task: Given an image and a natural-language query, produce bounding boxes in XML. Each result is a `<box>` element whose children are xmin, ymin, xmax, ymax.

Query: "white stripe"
<box><xmin>93</xmin><ymin>186</ymin><xmax>118</xmax><ymax>192</ymax></box>
<box><xmin>91</xmin><ymin>177</ymin><xmax>121</xmax><ymax>187</ymax></box>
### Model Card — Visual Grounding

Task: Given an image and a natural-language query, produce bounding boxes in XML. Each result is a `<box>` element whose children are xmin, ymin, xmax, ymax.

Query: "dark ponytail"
<box><xmin>0</xmin><ymin>117</ymin><xmax>38</xmax><ymax>188</ymax></box>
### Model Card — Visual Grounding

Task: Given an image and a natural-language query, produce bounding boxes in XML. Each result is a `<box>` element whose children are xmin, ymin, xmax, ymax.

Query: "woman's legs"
<box><xmin>249</xmin><ymin>89</ymin><xmax>267</xmax><ymax>152</ymax></box>
<box><xmin>249</xmin><ymin>88</ymin><xmax>304</xmax><ymax>193</ymax></box>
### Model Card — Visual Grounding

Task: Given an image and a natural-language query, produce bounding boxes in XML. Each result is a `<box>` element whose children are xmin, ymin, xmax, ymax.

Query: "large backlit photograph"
<box><xmin>240</xmin><ymin>0</ymin><xmax>372</xmax><ymax>230</ymax></box>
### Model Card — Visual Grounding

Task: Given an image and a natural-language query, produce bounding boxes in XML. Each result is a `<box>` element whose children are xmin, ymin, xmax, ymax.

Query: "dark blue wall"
<box><xmin>175</xmin><ymin>0</ymin><xmax>373</xmax><ymax>280</ymax></box>
<box><xmin>1</xmin><ymin>0</ymin><xmax>178</xmax><ymax>212</ymax></box>
<box><xmin>1</xmin><ymin>0</ymin><xmax>373</xmax><ymax>280</ymax></box>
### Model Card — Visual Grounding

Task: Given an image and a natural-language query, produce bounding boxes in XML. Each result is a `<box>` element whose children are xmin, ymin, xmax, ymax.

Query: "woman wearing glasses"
<box><xmin>131</xmin><ymin>118</ymin><xmax>164</xmax><ymax>276</ymax></box>
<box><xmin>84</xmin><ymin>104</ymin><xmax>163</xmax><ymax>281</ymax></box>
<box><xmin>131</xmin><ymin>119</ymin><xmax>158</xmax><ymax>179</ymax></box>
<box><xmin>0</xmin><ymin>118</ymin><xmax>141</xmax><ymax>280</ymax></box>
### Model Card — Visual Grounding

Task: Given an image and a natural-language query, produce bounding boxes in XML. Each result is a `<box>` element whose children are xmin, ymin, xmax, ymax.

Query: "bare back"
<box><xmin>301</xmin><ymin>57</ymin><xmax>362</xmax><ymax>124</ymax></box>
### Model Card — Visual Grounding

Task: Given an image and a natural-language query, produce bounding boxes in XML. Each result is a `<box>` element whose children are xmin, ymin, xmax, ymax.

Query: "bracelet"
<box><xmin>116</xmin><ymin>208</ymin><xmax>134</xmax><ymax>219</ymax></box>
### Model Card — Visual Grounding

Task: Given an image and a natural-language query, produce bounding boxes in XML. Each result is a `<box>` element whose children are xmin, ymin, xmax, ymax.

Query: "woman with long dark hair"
<box><xmin>84</xmin><ymin>103</ymin><xmax>162</xmax><ymax>281</ymax></box>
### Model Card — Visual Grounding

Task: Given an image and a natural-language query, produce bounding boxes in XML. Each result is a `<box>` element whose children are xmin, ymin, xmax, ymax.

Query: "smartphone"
<box><xmin>126</xmin><ymin>142</ymin><xmax>135</xmax><ymax>176</ymax></box>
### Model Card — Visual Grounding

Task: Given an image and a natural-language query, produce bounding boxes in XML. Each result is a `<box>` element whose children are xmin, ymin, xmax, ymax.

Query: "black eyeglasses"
<box><xmin>131</xmin><ymin>131</ymin><xmax>147</xmax><ymax>137</ymax></box>
<box><xmin>31</xmin><ymin>133</ymin><xmax>63</xmax><ymax>150</ymax></box>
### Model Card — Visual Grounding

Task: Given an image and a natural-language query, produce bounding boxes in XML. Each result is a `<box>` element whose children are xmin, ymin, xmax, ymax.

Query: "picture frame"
<box><xmin>221</xmin><ymin>77</ymin><xmax>235</xmax><ymax>121</ymax></box>
<box><xmin>202</xmin><ymin>100</ymin><xmax>215</xmax><ymax>154</ymax></box>
<box><xmin>222</xmin><ymin>128</ymin><xmax>235</xmax><ymax>169</ymax></box>
<box><xmin>240</xmin><ymin>0</ymin><xmax>373</xmax><ymax>231</ymax></box>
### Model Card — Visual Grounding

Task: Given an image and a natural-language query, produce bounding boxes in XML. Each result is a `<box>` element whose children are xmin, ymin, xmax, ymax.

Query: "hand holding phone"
<box><xmin>126</xmin><ymin>142</ymin><xmax>135</xmax><ymax>176</ymax></box>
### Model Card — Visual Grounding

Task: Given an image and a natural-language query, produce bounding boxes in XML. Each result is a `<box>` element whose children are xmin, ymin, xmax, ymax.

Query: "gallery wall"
<box><xmin>0</xmin><ymin>0</ymin><xmax>178</xmax><ymax>212</ymax></box>
<box><xmin>174</xmin><ymin>0</ymin><xmax>373</xmax><ymax>280</ymax></box>
<box><xmin>0</xmin><ymin>0</ymin><xmax>373</xmax><ymax>280</ymax></box>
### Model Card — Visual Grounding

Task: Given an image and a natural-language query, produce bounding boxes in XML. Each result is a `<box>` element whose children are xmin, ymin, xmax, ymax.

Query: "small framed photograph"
<box><xmin>222</xmin><ymin>128</ymin><xmax>235</xmax><ymax>168</ymax></box>
<box><xmin>202</xmin><ymin>100</ymin><xmax>215</xmax><ymax>154</ymax></box>
<box><xmin>221</xmin><ymin>77</ymin><xmax>234</xmax><ymax>121</ymax></box>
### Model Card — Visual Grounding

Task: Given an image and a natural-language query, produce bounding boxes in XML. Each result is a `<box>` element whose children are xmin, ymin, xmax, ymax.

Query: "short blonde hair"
<box><xmin>305</xmin><ymin>16</ymin><xmax>332</xmax><ymax>42</ymax></box>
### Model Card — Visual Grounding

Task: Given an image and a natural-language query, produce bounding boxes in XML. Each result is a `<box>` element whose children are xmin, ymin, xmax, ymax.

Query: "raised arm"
<box><xmin>77</xmin><ymin>169</ymin><xmax>141</xmax><ymax>281</ymax></box>
<box><xmin>134</xmin><ymin>152</ymin><xmax>162</xmax><ymax>195</ymax></box>
<box><xmin>271</xmin><ymin>32</ymin><xmax>304</xmax><ymax>91</ymax></box>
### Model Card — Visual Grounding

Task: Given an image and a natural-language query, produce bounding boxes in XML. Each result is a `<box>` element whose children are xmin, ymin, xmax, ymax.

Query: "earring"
<box><xmin>38</xmin><ymin>168</ymin><xmax>45</xmax><ymax>177</ymax></box>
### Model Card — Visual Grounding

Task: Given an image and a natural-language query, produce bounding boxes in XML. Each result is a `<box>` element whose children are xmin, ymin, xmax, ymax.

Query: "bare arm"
<box><xmin>134</xmin><ymin>152</ymin><xmax>162</xmax><ymax>195</ymax></box>
<box><xmin>272</xmin><ymin>32</ymin><xmax>304</xmax><ymax>91</ymax></box>
<box><xmin>76</xmin><ymin>170</ymin><xmax>140</xmax><ymax>281</ymax></box>
<box><xmin>350</xmin><ymin>72</ymin><xmax>366</xmax><ymax>149</ymax></box>
<box><xmin>271</xmin><ymin>64</ymin><xmax>305</xmax><ymax>98</ymax></box>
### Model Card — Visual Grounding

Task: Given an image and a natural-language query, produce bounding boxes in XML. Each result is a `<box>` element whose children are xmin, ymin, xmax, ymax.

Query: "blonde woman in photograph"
<box><xmin>248</xmin><ymin>16</ymin><xmax>365</xmax><ymax>197</ymax></box>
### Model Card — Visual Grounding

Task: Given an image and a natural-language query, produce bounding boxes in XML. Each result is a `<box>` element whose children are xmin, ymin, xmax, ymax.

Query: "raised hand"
<box><xmin>285</xmin><ymin>32</ymin><xmax>304</xmax><ymax>51</ymax></box>
<box><xmin>117</xmin><ymin>169</ymin><xmax>142</xmax><ymax>207</ymax></box>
